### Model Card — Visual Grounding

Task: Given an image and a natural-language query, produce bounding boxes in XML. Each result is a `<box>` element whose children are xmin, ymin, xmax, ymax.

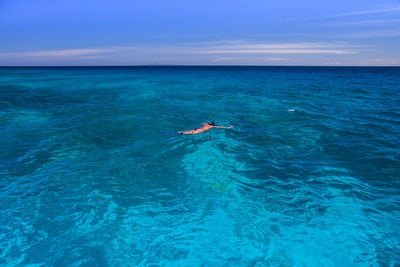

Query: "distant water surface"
<box><xmin>0</xmin><ymin>66</ymin><xmax>399</xmax><ymax>266</ymax></box>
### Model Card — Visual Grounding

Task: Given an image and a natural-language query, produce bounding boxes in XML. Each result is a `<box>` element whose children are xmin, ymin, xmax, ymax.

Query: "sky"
<box><xmin>0</xmin><ymin>0</ymin><xmax>400</xmax><ymax>66</ymax></box>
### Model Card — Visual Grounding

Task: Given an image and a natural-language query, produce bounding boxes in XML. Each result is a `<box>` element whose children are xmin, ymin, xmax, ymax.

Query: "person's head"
<box><xmin>209</xmin><ymin>121</ymin><xmax>215</xmax><ymax>126</ymax></box>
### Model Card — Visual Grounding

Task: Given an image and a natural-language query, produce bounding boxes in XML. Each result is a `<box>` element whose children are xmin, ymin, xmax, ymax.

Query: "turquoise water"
<box><xmin>1</xmin><ymin>66</ymin><xmax>399</xmax><ymax>266</ymax></box>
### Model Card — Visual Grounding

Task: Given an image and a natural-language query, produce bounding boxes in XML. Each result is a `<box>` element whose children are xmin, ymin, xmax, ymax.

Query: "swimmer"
<box><xmin>177</xmin><ymin>121</ymin><xmax>233</xmax><ymax>135</ymax></box>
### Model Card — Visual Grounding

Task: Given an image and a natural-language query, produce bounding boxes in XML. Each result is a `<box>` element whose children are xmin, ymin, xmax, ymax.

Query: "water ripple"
<box><xmin>1</xmin><ymin>67</ymin><xmax>399</xmax><ymax>265</ymax></box>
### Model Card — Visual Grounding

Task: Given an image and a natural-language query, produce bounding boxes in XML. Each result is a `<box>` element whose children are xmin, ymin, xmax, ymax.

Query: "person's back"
<box><xmin>177</xmin><ymin>121</ymin><xmax>233</xmax><ymax>135</ymax></box>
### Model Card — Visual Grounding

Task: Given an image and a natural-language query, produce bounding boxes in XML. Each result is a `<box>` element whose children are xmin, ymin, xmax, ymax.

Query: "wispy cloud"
<box><xmin>0</xmin><ymin>40</ymin><xmax>368</xmax><ymax>66</ymax></box>
<box><xmin>0</xmin><ymin>48</ymin><xmax>115</xmax><ymax>57</ymax></box>
<box><xmin>373</xmin><ymin>59</ymin><xmax>399</xmax><ymax>65</ymax></box>
<box><xmin>294</xmin><ymin>6</ymin><xmax>400</xmax><ymax>20</ymax></box>
<box><xmin>184</xmin><ymin>41</ymin><xmax>358</xmax><ymax>55</ymax></box>
<box><xmin>213</xmin><ymin>57</ymin><xmax>240</xmax><ymax>62</ymax></box>
<box><xmin>323</xmin><ymin>58</ymin><xmax>399</xmax><ymax>66</ymax></box>
<box><xmin>323</xmin><ymin>6</ymin><xmax>400</xmax><ymax>18</ymax></box>
<box><xmin>334</xmin><ymin>30</ymin><xmax>400</xmax><ymax>39</ymax></box>
<box><xmin>192</xmin><ymin>49</ymin><xmax>355</xmax><ymax>55</ymax></box>
<box><xmin>332</xmin><ymin>18</ymin><xmax>400</xmax><ymax>26</ymax></box>
<box><xmin>264</xmin><ymin>57</ymin><xmax>290</xmax><ymax>61</ymax></box>
<box><xmin>0</xmin><ymin>41</ymin><xmax>358</xmax><ymax>59</ymax></box>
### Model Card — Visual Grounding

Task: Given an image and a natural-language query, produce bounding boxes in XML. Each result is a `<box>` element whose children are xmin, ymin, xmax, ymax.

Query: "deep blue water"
<box><xmin>1</xmin><ymin>66</ymin><xmax>399</xmax><ymax>266</ymax></box>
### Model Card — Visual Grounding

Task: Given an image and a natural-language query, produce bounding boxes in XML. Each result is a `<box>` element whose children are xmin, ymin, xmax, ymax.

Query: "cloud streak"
<box><xmin>0</xmin><ymin>41</ymin><xmax>369</xmax><ymax>66</ymax></box>
<box><xmin>294</xmin><ymin>6</ymin><xmax>400</xmax><ymax>21</ymax></box>
<box><xmin>190</xmin><ymin>49</ymin><xmax>355</xmax><ymax>55</ymax></box>
<box><xmin>183</xmin><ymin>41</ymin><xmax>358</xmax><ymax>55</ymax></box>
<box><xmin>332</xmin><ymin>19</ymin><xmax>400</xmax><ymax>26</ymax></box>
<box><xmin>320</xmin><ymin>6</ymin><xmax>400</xmax><ymax>18</ymax></box>
<box><xmin>334</xmin><ymin>30</ymin><xmax>400</xmax><ymax>39</ymax></box>
<box><xmin>264</xmin><ymin>57</ymin><xmax>290</xmax><ymax>61</ymax></box>
<box><xmin>0</xmin><ymin>48</ymin><xmax>115</xmax><ymax>57</ymax></box>
<box><xmin>0</xmin><ymin>41</ymin><xmax>358</xmax><ymax>59</ymax></box>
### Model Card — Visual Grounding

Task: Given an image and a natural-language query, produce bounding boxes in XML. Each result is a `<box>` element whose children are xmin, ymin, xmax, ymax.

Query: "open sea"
<box><xmin>0</xmin><ymin>66</ymin><xmax>399</xmax><ymax>266</ymax></box>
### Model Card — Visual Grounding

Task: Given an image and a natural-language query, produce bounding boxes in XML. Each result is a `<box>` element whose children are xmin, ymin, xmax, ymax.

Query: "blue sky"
<box><xmin>0</xmin><ymin>0</ymin><xmax>399</xmax><ymax>66</ymax></box>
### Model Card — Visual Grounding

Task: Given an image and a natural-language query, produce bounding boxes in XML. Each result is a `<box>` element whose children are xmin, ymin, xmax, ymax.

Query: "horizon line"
<box><xmin>0</xmin><ymin>65</ymin><xmax>399</xmax><ymax>68</ymax></box>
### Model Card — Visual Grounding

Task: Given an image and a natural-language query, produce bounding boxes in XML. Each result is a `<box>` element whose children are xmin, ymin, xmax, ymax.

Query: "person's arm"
<box><xmin>214</xmin><ymin>125</ymin><xmax>233</xmax><ymax>129</ymax></box>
